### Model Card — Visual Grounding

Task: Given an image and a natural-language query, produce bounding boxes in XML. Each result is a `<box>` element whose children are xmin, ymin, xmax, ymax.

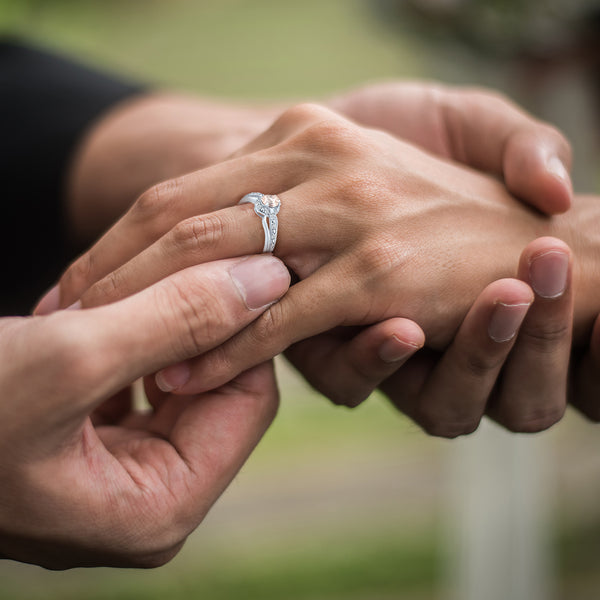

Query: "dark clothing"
<box><xmin>0</xmin><ymin>39</ymin><xmax>143</xmax><ymax>315</ymax></box>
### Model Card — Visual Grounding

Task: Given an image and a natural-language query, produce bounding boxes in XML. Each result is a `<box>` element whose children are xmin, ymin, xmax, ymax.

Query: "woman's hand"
<box><xmin>2</xmin><ymin>255</ymin><xmax>289</xmax><ymax>568</ymax></box>
<box><xmin>46</xmin><ymin>104</ymin><xmax>598</xmax><ymax>397</ymax></box>
<box><xmin>66</xmin><ymin>93</ymin><xmax>279</xmax><ymax>244</ymax></box>
<box><xmin>66</xmin><ymin>82</ymin><xmax>572</xmax><ymax>245</ymax></box>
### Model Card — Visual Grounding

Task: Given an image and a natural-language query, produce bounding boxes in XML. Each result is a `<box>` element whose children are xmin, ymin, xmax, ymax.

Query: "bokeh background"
<box><xmin>1</xmin><ymin>1</ymin><xmax>600</xmax><ymax>599</ymax></box>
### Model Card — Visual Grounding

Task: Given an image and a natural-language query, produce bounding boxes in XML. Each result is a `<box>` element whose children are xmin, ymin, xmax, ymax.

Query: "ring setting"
<box><xmin>239</xmin><ymin>192</ymin><xmax>281</xmax><ymax>253</ymax></box>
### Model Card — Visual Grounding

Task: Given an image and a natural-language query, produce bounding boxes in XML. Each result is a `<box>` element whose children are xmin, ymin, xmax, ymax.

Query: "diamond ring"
<box><xmin>238</xmin><ymin>192</ymin><xmax>281</xmax><ymax>253</ymax></box>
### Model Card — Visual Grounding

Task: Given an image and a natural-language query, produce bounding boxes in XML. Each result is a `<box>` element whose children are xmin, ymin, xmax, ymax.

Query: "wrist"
<box><xmin>66</xmin><ymin>93</ymin><xmax>281</xmax><ymax>243</ymax></box>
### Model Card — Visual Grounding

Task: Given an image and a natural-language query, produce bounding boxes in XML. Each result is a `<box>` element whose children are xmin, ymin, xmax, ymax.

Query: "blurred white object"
<box><xmin>445</xmin><ymin>419</ymin><xmax>555</xmax><ymax>600</ymax></box>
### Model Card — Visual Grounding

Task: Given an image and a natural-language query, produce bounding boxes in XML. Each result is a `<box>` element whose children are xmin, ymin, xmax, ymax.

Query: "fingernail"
<box><xmin>546</xmin><ymin>156</ymin><xmax>569</xmax><ymax>183</ymax></box>
<box><xmin>156</xmin><ymin>362</ymin><xmax>191</xmax><ymax>392</ymax></box>
<box><xmin>529</xmin><ymin>251</ymin><xmax>569</xmax><ymax>299</ymax></box>
<box><xmin>230</xmin><ymin>255</ymin><xmax>290</xmax><ymax>310</ymax></box>
<box><xmin>488</xmin><ymin>302</ymin><xmax>531</xmax><ymax>343</ymax></box>
<box><xmin>34</xmin><ymin>284</ymin><xmax>60</xmax><ymax>315</ymax></box>
<box><xmin>378</xmin><ymin>335</ymin><xmax>422</xmax><ymax>363</ymax></box>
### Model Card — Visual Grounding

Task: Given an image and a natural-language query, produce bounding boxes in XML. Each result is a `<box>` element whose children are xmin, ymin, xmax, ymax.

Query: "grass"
<box><xmin>0</xmin><ymin>0</ymin><xmax>422</xmax><ymax>99</ymax></box>
<box><xmin>0</xmin><ymin>528</ymin><xmax>441</xmax><ymax>600</ymax></box>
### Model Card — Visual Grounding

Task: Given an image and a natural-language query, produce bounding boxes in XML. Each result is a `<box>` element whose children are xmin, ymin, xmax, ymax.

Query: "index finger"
<box><xmin>155</xmin><ymin>258</ymin><xmax>361</xmax><ymax>394</ymax></box>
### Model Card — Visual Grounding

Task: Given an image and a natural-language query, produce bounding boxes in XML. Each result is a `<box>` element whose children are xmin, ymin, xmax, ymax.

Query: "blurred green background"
<box><xmin>1</xmin><ymin>1</ymin><xmax>600</xmax><ymax>599</ymax></box>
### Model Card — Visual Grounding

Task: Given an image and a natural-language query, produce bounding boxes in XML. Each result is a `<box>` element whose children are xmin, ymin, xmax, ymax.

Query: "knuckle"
<box><xmin>356</xmin><ymin>238</ymin><xmax>406</xmax><ymax>282</ymax></box>
<box><xmin>519</xmin><ymin>321</ymin><xmax>571</xmax><ymax>354</ymax></box>
<box><xmin>300</xmin><ymin>118</ymin><xmax>363</xmax><ymax>156</ymax></box>
<box><xmin>159</xmin><ymin>278</ymin><xmax>226</xmax><ymax>356</ymax></box>
<box><xmin>132</xmin><ymin>178</ymin><xmax>182</xmax><ymax>225</ymax></box>
<box><xmin>170</xmin><ymin>214</ymin><xmax>225</xmax><ymax>254</ymax></box>
<box><xmin>338</xmin><ymin>171</ymin><xmax>384</xmax><ymax>206</ymax></box>
<box><xmin>60</xmin><ymin>252</ymin><xmax>93</xmax><ymax>301</ymax></box>
<box><xmin>84</xmin><ymin>270</ymin><xmax>121</xmax><ymax>306</ymax></box>
<box><xmin>419</xmin><ymin>416</ymin><xmax>480</xmax><ymax>439</ymax></box>
<box><xmin>501</xmin><ymin>404</ymin><xmax>566</xmax><ymax>433</ymax></box>
<box><xmin>277</xmin><ymin>102</ymin><xmax>334</xmax><ymax>129</ymax></box>
<box><xmin>327</xmin><ymin>386</ymin><xmax>368</xmax><ymax>408</ymax></box>
<box><xmin>416</xmin><ymin>404</ymin><xmax>481</xmax><ymax>439</ymax></box>
<box><xmin>461</xmin><ymin>351</ymin><xmax>506</xmax><ymax>379</ymax></box>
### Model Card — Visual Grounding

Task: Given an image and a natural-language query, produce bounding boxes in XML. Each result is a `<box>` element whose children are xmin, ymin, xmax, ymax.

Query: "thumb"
<box><xmin>436</xmin><ymin>86</ymin><xmax>573</xmax><ymax>215</ymax></box>
<box><xmin>503</xmin><ymin>127</ymin><xmax>573</xmax><ymax>215</ymax></box>
<box><xmin>56</xmin><ymin>254</ymin><xmax>290</xmax><ymax>409</ymax></box>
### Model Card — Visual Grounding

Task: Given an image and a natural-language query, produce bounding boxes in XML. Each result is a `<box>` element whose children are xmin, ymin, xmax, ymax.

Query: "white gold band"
<box><xmin>239</xmin><ymin>192</ymin><xmax>281</xmax><ymax>253</ymax></box>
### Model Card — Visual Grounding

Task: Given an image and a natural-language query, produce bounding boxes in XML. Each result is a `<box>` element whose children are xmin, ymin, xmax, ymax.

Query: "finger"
<box><xmin>228</xmin><ymin>102</ymin><xmax>338</xmax><ymax>158</ymax></box>
<box><xmin>156</xmin><ymin>257</ymin><xmax>361</xmax><ymax>394</ymax></box>
<box><xmin>80</xmin><ymin>204</ymin><xmax>265</xmax><ymax>308</ymax></box>
<box><xmin>166</xmin><ymin>362</ymin><xmax>279</xmax><ymax>518</ymax></box>
<box><xmin>44</xmin><ymin>104</ymin><xmax>341</xmax><ymax>311</ymax></box>
<box><xmin>572</xmin><ymin>314</ymin><xmax>600</xmax><ymax>421</ymax></box>
<box><xmin>46</xmin><ymin>255</ymin><xmax>290</xmax><ymax>412</ymax></box>
<box><xmin>383</xmin><ymin>278</ymin><xmax>533</xmax><ymax>438</ymax></box>
<box><xmin>488</xmin><ymin>237</ymin><xmax>573</xmax><ymax>432</ymax></box>
<box><xmin>285</xmin><ymin>318</ymin><xmax>425</xmax><ymax>408</ymax></box>
<box><xmin>442</xmin><ymin>87</ymin><xmax>573</xmax><ymax>214</ymax></box>
<box><xmin>46</xmin><ymin>154</ymin><xmax>292</xmax><ymax>310</ymax></box>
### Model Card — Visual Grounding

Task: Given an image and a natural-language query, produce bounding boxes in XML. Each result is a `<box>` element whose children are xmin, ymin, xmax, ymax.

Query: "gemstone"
<box><xmin>261</xmin><ymin>194</ymin><xmax>280</xmax><ymax>208</ymax></box>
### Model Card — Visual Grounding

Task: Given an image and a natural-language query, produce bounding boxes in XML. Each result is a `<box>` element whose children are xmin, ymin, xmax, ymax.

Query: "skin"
<box><xmin>8</xmin><ymin>80</ymin><xmax>592</xmax><ymax>568</ymax></box>
<box><xmin>10</xmin><ymin>80</ymin><xmax>578</xmax><ymax>570</ymax></box>
<box><xmin>47</xmin><ymin>94</ymin><xmax>597</xmax><ymax>436</ymax></box>
<box><xmin>64</xmin><ymin>83</ymin><xmax>573</xmax><ymax>246</ymax></box>
<box><xmin>0</xmin><ymin>255</ymin><xmax>290</xmax><ymax>568</ymax></box>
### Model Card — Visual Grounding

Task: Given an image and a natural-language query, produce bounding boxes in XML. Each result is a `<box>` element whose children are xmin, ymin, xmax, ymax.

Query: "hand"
<box><xmin>46</xmin><ymin>105</ymin><xmax>599</xmax><ymax>397</ymax></box>
<box><xmin>287</xmin><ymin>236</ymin><xmax>573</xmax><ymax>436</ymax></box>
<box><xmin>3</xmin><ymin>255</ymin><xmax>289</xmax><ymax>568</ymax></box>
<box><xmin>329</xmin><ymin>81</ymin><xmax>573</xmax><ymax>215</ymax></box>
<box><xmin>65</xmin><ymin>93</ymin><xmax>279</xmax><ymax>244</ymax></box>
<box><xmin>66</xmin><ymin>82</ymin><xmax>572</xmax><ymax>245</ymax></box>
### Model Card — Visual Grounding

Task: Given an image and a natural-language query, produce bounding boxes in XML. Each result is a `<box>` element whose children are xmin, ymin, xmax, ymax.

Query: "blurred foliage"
<box><xmin>372</xmin><ymin>0</ymin><xmax>600</xmax><ymax>58</ymax></box>
<box><xmin>0</xmin><ymin>0</ymin><xmax>421</xmax><ymax>98</ymax></box>
<box><xmin>1</xmin><ymin>530</ymin><xmax>440</xmax><ymax>600</ymax></box>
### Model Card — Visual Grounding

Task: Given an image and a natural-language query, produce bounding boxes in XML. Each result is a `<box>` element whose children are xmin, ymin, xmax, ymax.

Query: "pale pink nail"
<box><xmin>33</xmin><ymin>284</ymin><xmax>60</xmax><ymax>315</ymax></box>
<box><xmin>546</xmin><ymin>156</ymin><xmax>569</xmax><ymax>184</ymax></box>
<box><xmin>230</xmin><ymin>255</ymin><xmax>290</xmax><ymax>310</ymax></box>
<box><xmin>488</xmin><ymin>302</ymin><xmax>531</xmax><ymax>343</ymax></box>
<box><xmin>377</xmin><ymin>335</ymin><xmax>422</xmax><ymax>363</ymax></box>
<box><xmin>529</xmin><ymin>251</ymin><xmax>569</xmax><ymax>299</ymax></box>
<box><xmin>156</xmin><ymin>362</ymin><xmax>191</xmax><ymax>392</ymax></box>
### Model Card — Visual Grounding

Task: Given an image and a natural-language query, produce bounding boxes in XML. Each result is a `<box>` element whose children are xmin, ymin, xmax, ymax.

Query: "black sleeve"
<box><xmin>0</xmin><ymin>38</ymin><xmax>146</xmax><ymax>315</ymax></box>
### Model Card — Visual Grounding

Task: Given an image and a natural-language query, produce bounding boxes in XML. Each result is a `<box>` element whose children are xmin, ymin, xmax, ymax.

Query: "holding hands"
<box><xmin>11</xmin><ymin>80</ymin><xmax>599</xmax><ymax>569</ymax></box>
<box><xmin>44</xmin><ymin>85</ymin><xmax>595</xmax><ymax>434</ymax></box>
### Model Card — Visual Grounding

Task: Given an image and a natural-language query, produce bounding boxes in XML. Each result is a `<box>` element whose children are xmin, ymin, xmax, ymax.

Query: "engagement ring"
<box><xmin>238</xmin><ymin>192</ymin><xmax>281</xmax><ymax>253</ymax></box>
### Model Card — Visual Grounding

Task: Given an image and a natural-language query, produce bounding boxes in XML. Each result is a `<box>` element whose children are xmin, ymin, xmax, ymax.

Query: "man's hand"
<box><xmin>287</xmin><ymin>236</ymin><xmax>574</xmax><ymax>436</ymax></box>
<box><xmin>329</xmin><ymin>81</ymin><xmax>572</xmax><ymax>214</ymax></box>
<box><xmin>65</xmin><ymin>82</ymin><xmax>572</xmax><ymax>246</ymax></box>
<box><xmin>65</xmin><ymin>93</ymin><xmax>279</xmax><ymax>244</ymax></box>
<box><xmin>3</xmin><ymin>255</ymin><xmax>290</xmax><ymax>568</ymax></box>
